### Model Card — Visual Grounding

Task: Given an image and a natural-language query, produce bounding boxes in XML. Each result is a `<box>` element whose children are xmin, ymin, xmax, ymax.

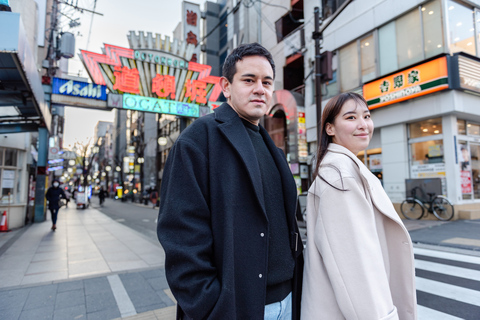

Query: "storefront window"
<box><xmin>467</xmin><ymin>122</ymin><xmax>480</xmax><ymax>136</ymax></box>
<box><xmin>471</xmin><ymin>144</ymin><xmax>480</xmax><ymax>199</ymax></box>
<box><xmin>360</xmin><ymin>34</ymin><xmax>376</xmax><ymax>83</ymax></box>
<box><xmin>409</xmin><ymin>118</ymin><xmax>443</xmax><ymax>138</ymax></box>
<box><xmin>459</xmin><ymin>141</ymin><xmax>473</xmax><ymax>200</ymax></box>
<box><xmin>397</xmin><ymin>8</ymin><xmax>423</xmax><ymax>68</ymax></box>
<box><xmin>0</xmin><ymin>149</ymin><xmax>19</xmax><ymax>204</ymax></box>
<box><xmin>339</xmin><ymin>41</ymin><xmax>360</xmax><ymax>91</ymax></box>
<box><xmin>477</xmin><ymin>9</ymin><xmax>480</xmax><ymax>57</ymax></box>
<box><xmin>410</xmin><ymin>140</ymin><xmax>445</xmax><ymax>179</ymax></box>
<box><xmin>458</xmin><ymin>119</ymin><xmax>467</xmax><ymax>135</ymax></box>
<box><xmin>422</xmin><ymin>0</ymin><xmax>444</xmax><ymax>58</ymax></box>
<box><xmin>447</xmin><ymin>0</ymin><xmax>476</xmax><ymax>56</ymax></box>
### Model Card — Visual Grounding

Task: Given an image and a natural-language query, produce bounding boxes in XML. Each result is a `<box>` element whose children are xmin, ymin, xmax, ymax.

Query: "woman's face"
<box><xmin>326</xmin><ymin>99</ymin><xmax>374</xmax><ymax>155</ymax></box>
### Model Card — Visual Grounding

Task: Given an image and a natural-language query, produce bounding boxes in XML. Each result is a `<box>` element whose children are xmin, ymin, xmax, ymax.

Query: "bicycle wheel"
<box><xmin>400</xmin><ymin>199</ymin><xmax>424</xmax><ymax>220</ymax></box>
<box><xmin>432</xmin><ymin>196</ymin><xmax>454</xmax><ymax>221</ymax></box>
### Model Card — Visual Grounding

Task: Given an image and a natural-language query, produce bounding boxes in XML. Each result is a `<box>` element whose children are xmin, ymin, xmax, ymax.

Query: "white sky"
<box><xmin>62</xmin><ymin>0</ymin><xmax>206</xmax><ymax>149</ymax></box>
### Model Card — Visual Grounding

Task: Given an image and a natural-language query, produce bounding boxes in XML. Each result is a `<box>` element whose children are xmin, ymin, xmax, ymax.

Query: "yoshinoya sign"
<box><xmin>52</xmin><ymin>77</ymin><xmax>107</xmax><ymax>100</ymax></box>
<box><xmin>363</xmin><ymin>56</ymin><xmax>449</xmax><ymax>110</ymax></box>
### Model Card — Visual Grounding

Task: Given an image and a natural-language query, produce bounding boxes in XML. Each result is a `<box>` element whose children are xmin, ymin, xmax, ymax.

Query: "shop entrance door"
<box><xmin>470</xmin><ymin>144</ymin><xmax>480</xmax><ymax>199</ymax></box>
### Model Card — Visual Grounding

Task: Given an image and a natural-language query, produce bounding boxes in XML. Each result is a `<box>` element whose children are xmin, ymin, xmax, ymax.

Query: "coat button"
<box><xmin>260</xmin><ymin>233</ymin><xmax>265</xmax><ymax>237</ymax></box>
<box><xmin>259</xmin><ymin>274</ymin><xmax>263</xmax><ymax>278</ymax></box>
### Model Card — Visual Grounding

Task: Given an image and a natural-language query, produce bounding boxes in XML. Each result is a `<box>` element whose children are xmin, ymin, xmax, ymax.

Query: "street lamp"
<box><xmin>137</xmin><ymin>157</ymin><xmax>144</xmax><ymax>164</ymax></box>
<box><xmin>116</xmin><ymin>166</ymin><xmax>121</xmax><ymax>172</ymax></box>
<box><xmin>105</xmin><ymin>165</ymin><xmax>112</xmax><ymax>172</ymax></box>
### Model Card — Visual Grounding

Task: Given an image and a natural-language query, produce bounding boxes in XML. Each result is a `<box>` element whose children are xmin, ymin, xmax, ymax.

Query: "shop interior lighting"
<box><xmin>437</xmin><ymin>44</ymin><xmax>442</xmax><ymax>48</ymax></box>
<box><xmin>421</xmin><ymin>7</ymin><xmax>426</xmax><ymax>11</ymax></box>
<box><xmin>423</xmin><ymin>128</ymin><xmax>428</xmax><ymax>132</ymax></box>
<box><xmin>429</xmin><ymin>11</ymin><xmax>434</xmax><ymax>15</ymax></box>
<box><xmin>434</xmin><ymin>130</ymin><xmax>440</xmax><ymax>134</ymax></box>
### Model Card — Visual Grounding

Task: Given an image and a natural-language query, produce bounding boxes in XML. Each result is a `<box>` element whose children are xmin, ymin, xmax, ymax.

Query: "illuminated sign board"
<box><xmin>363</xmin><ymin>56</ymin><xmax>449</xmax><ymax>109</ymax></box>
<box><xmin>456</xmin><ymin>55</ymin><xmax>480</xmax><ymax>94</ymax></box>
<box><xmin>123</xmin><ymin>94</ymin><xmax>199</xmax><ymax>118</ymax></box>
<box><xmin>52</xmin><ymin>77</ymin><xmax>107</xmax><ymax>100</ymax></box>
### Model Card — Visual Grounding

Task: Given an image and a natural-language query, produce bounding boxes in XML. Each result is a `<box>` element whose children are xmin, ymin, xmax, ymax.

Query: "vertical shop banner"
<box><xmin>183</xmin><ymin>1</ymin><xmax>201</xmax><ymax>62</ymax></box>
<box><xmin>460</xmin><ymin>171</ymin><xmax>472</xmax><ymax>194</ymax></box>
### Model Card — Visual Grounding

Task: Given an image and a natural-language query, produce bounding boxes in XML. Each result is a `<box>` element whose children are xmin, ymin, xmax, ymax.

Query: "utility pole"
<box><xmin>312</xmin><ymin>1</ymin><xmax>355</xmax><ymax>147</ymax></box>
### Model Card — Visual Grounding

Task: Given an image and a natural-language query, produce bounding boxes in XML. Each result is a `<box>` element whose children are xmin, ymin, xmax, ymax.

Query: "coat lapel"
<box><xmin>328</xmin><ymin>144</ymin><xmax>403</xmax><ymax>224</ymax></box>
<box><xmin>215</xmin><ymin>104</ymin><xmax>266</xmax><ymax>214</ymax></box>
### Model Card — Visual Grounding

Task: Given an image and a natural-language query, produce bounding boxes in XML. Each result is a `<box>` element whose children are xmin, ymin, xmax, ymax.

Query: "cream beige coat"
<box><xmin>301</xmin><ymin>144</ymin><xmax>417</xmax><ymax>320</ymax></box>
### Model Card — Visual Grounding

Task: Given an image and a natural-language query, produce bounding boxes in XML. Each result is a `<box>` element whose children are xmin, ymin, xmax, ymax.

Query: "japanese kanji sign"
<box><xmin>363</xmin><ymin>56</ymin><xmax>449</xmax><ymax>110</ymax></box>
<box><xmin>183</xmin><ymin>1</ymin><xmax>200</xmax><ymax>66</ymax></box>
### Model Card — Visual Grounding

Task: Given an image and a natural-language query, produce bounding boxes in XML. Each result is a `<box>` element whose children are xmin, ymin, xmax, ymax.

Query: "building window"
<box><xmin>447</xmin><ymin>0</ymin><xmax>476</xmax><ymax>56</ymax></box>
<box><xmin>379</xmin><ymin>21</ymin><xmax>398</xmax><ymax>75</ymax></box>
<box><xmin>396</xmin><ymin>8</ymin><xmax>423</xmax><ymax>69</ymax></box>
<box><xmin>360</xmin><ymin>34</ymin><xmax>376</xmax><ymax>83</ymax></box>
<box><xmin>409</xmin><ymin>118</ymin><xmax>443</xmax><ymax>138</ymax></box>
<box><xmin>458</xmin><ymin>119</ymin><xmax>467</xmax><ymax>135</ymax></box>
<box><xmin>422</xmin><ymin>0</ymin><xmax>444</xmax><ymax>58</ymax></box>
<box><xmin>0</xmin><ymin>148</ymin><xmax>19</xmax><ymax>204</ymax></box>
<box><xmin>477</xmin><ymin>9</ymin><xmax>480</xmax><ymax>56</ymax></box>
<box><xmin>410</xmin><ymin>140</ymin><xmax>444</xmax><ymax>165</ymax></box>
<box><xmin>339</xmin><ymin>41</ymin><xmax>360</xmax><ymax>91</ymax></box>
<box><xmin>467</xmin><ymin>122</ymin><xmax>480</xmax><ymax>136</ymax></box>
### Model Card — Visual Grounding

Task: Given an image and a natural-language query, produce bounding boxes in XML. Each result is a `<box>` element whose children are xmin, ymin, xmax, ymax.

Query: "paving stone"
<box><xmin>55</xmin><ymin>288</ymin><xmax>85</xmax><ymax>310</ymax></box>
<box><xmin>53</xmin><ymin>305</ymin><xmax>87</xmax><ymax>320</ymax></box>
<box><xmin>119</xmin><ymin>273</ymin><xmax>149</xmax><ymax>291</ymax></box>
<box><xmin>0</xmin><ymin>306</ymin><xmax>23</xmax><ymax>320</ymax></box>
<box><xmin>57</xmin><ymin>280</ymin><xmax>84</xmax><ymax>293</ymax></box>
<box><xmin>127</xmin><ymin>287</ymin><xmax>160</xmax><ymax>308</ymax></box>
<box><xmin>157</xmin><ymin>290</ymin><xmax>176</xmax><ymax>308</ymax></box>
<box><xmin>146</xmin><ymin>276</ymin><xmax>169</xmax><ymax>291</ymax></box>
<box><xmin>86</xmin><ymin>307</ymin><xmax>121</xmax><ymax>320</ymax></box>
<box><xmin>139</xmin><ymin>268</ymin><xmax>164</xmax><ymax>279</ymax></box>
<box><xmin>19</xmin><ymin>305</ymin><xmax>54</xmax><ymax>320</ymax></box>
<box><xmin>135</xmin><ymin>303</ymin><xmax>166</xmax><ymax>314</ymax></box>
<box><xmin>23</xmin><ymin>285</ymin><xmax>57</xmax><ymax>311</ymax></box>
<box><xmin>84</xmin><ymin>277</ymin><xmax>111</xmax><ymax>295</ymax></box>
<box><xmin>0</xmin><ymin>288</ymin><xmax>30</xmax><ymax>308</ymax></box>
<box><xmin>85</xmin><ymin>291</ymin><xmax>117</xmax><ymax>313</ymax></box>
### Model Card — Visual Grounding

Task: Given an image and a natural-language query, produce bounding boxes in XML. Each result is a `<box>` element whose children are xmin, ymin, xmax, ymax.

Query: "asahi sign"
<box><xmin>52</xmin><ymin>77</ymin><xmax>107</xmax><ymax>100</ymax></box>
<box><xmin>363</xmin><ymin>57</ymin><xmax>449</xmax><ymax>110</ymax></box>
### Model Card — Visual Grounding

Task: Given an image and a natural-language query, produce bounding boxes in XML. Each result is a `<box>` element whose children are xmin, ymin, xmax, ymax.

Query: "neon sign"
<box><xmin>123</xmin><ymin>94</ymin><xmax>200</xmax><ymax>118</ymax></box>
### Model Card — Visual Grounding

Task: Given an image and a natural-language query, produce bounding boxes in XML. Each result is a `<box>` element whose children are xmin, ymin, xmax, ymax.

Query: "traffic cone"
<box><xmin>0</xmin><ymin>211</ymin><xmax>9</xmax><ymax>232</ymax></box>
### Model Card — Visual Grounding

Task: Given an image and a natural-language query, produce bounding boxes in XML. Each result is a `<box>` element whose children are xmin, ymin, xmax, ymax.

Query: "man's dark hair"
<box><xmin>222</xmin><ymin>43</ymin><xmax>275</xmax><ymax>83</ymax></box>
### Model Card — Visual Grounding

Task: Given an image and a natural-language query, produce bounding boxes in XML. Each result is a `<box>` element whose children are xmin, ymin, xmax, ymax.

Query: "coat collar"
<box><xmin>215</xmin><ymin>103</ymin><xmax>266</xmax><ymax>214</ymax></box>
<box><xmin>214</xmin><ymin>103</ymin><xmax>297</xmax><ymax>226</ymax></box>
<box><xmin>327</xmin><ymin>143</ymin><xmax>403</xmax><ymax>225</ymax></box>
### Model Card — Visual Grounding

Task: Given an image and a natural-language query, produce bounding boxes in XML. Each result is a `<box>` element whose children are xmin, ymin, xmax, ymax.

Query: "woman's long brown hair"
<box><xmin>312</xmin><ymin>92</ymin><xmax>369</xmax><ymax>180</ymax></box>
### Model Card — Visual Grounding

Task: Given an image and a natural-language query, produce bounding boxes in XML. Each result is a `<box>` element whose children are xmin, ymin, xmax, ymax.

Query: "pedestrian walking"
<box><xmin>301</xmin><ymin>92</ymin><xmax>417</xmax><ymax>319</ymax></box>
<box><xmin>157</xmin><ymin>43</ymin><xmax>303</xmax><ymax>320</ymax></box>
<box><xmin>45</xmin><ymin>180</ymin><xmax>66</xmax><ymax>231</ymax></box>
<box><xmin>0</xmin><ymin>0</ymin><xmax>11</xmax><ymax>12</ymax></box>
<box><xmin>98</xmin><ymin>187</ymin><xmax>106</xmax><ymax>206</ymax></box>
<box><xmin>64</xmin><ymin>189</ymin><xmax>72</xmax><ymax>208</ymax></box>
<box><xmin>149</xmin><ymin>188</ymin><xmax>158</xmax><ymax>209</ymax></box>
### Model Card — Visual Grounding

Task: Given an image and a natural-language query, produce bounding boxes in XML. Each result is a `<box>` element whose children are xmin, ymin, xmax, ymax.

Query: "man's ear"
<box><xmin>325</xmin><ymin>123</ymin><xmax>335</xmax><ymax>136</ymax></box>
<box><xmin>220</xmin><ymin>77</ymin><xmax>231</xmax><ymax>99</ymax></box>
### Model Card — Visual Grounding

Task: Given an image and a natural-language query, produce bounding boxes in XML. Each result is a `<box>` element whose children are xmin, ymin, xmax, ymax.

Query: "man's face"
<box><xmin>221</xmin><ymin>55</ymin><xmax>274</xmax><ymax>125</ymax></box>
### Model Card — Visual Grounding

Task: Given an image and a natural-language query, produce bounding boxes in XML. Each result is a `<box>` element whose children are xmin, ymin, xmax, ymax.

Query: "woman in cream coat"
<box><xmin>301</xmin><ymin>92</ymin><xmax>417</xmax><ymax>320</ymax></box>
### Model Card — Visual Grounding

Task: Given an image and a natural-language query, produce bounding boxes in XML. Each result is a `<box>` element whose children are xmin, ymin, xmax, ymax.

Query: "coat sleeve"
<box><xmin>157</xmin><ymin>138</ymin><xmax>220</xmax><ymax>319</ymax></box>
<box><xmin>313</xmin><ymin>176</ymin><xmax>398</xmax><ymax>320</ymax></box>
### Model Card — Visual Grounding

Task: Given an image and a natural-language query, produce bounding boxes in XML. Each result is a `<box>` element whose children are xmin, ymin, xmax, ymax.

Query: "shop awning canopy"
<box><xmin>0</xmin><ymin>12</ymin><xmax>51</xmax><ymax>134</ymax></box>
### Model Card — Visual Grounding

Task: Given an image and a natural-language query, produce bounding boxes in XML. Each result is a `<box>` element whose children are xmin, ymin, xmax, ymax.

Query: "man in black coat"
<box><xmin>45</xmin><ymin>180</ymin><xmax>66</xmax><ymax>231</ymax></box>
<box><xmin>157</xmin><ymin>43</ymin><xmax>303</xmax><ymax>319</ymax></box>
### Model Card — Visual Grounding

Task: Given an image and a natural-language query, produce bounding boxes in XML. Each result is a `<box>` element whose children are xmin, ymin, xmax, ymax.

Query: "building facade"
<box><xmin>304</xmin><ymin>0</ymin><xmax>480</xmax><ymax>216</ymax></box>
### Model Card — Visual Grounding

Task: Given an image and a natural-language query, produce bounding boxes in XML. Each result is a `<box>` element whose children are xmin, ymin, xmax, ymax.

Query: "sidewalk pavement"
<box><xmin>0</xmin><ymin>202</ymin><xmax>479</xmax><ymax>320</ymax></box>
<box><xmin>0</xmin><ymin>205</ymin><xmax>175</xmax><ymax>320</ymax></box>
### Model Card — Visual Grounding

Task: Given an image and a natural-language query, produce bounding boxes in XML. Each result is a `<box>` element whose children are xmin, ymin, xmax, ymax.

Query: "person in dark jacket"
<box><xmin>45</xmin><ymin>180</ymin><xmax>66</xmax><ymax>231</ymax></box>
<box><xmin>98</xmin><ymin>187</ymin><xmax>107</xmax><ymax>206</ymax></box>
<box><xmin>157</xmin><ymin>43</ymin><xmax>303</xmax><ymax>320</ymax></box>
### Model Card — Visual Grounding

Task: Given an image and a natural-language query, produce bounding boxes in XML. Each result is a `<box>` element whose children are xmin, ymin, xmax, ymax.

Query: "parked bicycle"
<box><xmin>400</xmin><ymin>186</ymin><xmax>454</xmax><ymax>221</ymax></box>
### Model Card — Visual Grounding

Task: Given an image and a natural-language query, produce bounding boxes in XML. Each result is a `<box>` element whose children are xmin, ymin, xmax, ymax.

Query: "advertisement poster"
<box><xmin>460</xmin><ymin>171</ymin><xmax>472</xmax><ymax>194</ymax></box>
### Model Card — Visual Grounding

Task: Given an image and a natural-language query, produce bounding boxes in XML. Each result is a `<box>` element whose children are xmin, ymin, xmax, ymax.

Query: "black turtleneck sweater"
<box><xmin>242</xmin><ymin>119</ymin><xmax>295</xmax><ymax>305</ymax></box>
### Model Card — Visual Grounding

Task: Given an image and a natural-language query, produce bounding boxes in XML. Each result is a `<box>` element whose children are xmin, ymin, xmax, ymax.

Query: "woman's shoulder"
<box><xmin>320</xmin><ymin>151</ymin><xmax>359</xmax><ymax>176</ymax></box>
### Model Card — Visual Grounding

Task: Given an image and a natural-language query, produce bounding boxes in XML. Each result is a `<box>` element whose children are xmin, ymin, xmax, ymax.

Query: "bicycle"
<box><xmin>400</xmin><ymin>186</ymin><xmax>454</xmax><ymax>221</ymax></box>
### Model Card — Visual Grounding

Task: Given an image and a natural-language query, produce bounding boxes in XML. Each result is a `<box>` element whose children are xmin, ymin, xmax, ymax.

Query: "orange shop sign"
<box><xmin>363</xmin><ymin>56</ymin><xmax>449</xmax><ymax>110</ymax></box>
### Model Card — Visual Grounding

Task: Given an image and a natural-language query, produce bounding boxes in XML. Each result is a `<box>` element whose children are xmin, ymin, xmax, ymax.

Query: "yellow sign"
<box><xmin>363</xmin><ymin>56</ymin><xmax>449</xmax><ymax>110</ymax></box>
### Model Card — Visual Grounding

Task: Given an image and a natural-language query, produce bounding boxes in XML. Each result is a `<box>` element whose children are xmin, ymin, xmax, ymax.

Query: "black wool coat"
<box><xmin>157</xmin><ymin>103</ymin><xmax>303</xmax><ymax>320</ymax></box>
<box><xmin>45</xmin><ymin>186</ymin><xmax>66</xmax><ymax>210</ymax></box>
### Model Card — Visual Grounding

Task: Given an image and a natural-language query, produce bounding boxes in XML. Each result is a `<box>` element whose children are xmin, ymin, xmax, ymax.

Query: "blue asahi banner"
<box><xmin>52</xmin><ymin>77</ymin><xmax>107</xmax><ymax>101</ymax></box>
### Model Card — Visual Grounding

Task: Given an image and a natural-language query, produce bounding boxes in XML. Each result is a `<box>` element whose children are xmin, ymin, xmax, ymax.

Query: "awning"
<box><xmin>0</xmin><ymin>12</ymin><xmax>51</xmax><ymax>133</ymax></box>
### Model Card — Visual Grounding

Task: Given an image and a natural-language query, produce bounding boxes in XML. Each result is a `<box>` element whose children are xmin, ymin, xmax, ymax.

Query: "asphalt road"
<box><xmin>91</xmin><ymin>196</ymin><xmax>160</xmax><ymax>244</ymax></box>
